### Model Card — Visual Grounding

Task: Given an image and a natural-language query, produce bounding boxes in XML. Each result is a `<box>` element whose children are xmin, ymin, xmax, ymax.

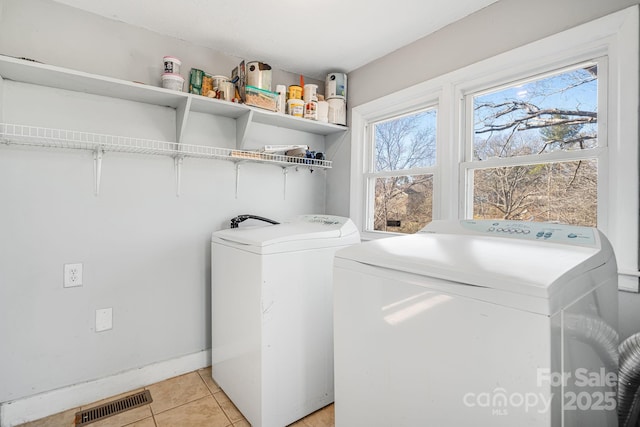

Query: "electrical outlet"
<box><xmin>63</xmin><ymin>263</ymin><xmax>83</xmax><ymax>287</ymax></box>
<box><xmin>96</xmin><ymin>308</ymin><xmax>113</xmax><ymax>332</ymax></box>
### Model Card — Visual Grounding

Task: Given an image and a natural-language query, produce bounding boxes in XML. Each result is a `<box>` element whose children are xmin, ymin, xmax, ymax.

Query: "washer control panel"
<box><xmin>295</xmin><ymin>215</ymin><xmax>360</xmax><ymax>237</ymax></box>
<box><xmin>459</xmin><ymin>220</ymin><xmax>597</xmax><ymax>246</ymax></box>
<box><xmin>298</xmin><ymin>215</ymin><xmax>348</xmax><ymax>226</ymax></box>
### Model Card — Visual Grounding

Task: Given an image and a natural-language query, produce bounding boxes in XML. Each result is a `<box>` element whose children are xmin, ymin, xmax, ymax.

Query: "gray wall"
<box><xmin>0</xmin><ymin>0</ymin><xmax>327</xmax><ymax>403</ymax></box>
<box><xmin>342</xmin><ymin>0</ymin><xmax>640</xmax><ymax>340</ymax></box>
<box><xmin>348</xmin><ymin>0</ymin><xmax>640</xmax><ymax>108</ymax></box>
<box><xmin>0</xmin><ymin>0</ymin><xmax>322</xmax><ymax>95</ymax></box>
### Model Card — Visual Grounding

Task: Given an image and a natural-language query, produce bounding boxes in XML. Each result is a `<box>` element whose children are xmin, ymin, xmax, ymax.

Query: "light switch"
<box><xmin>96</xmin><ymin>308</ymin><xmax>113</xmax><ymax>332</ymax></box>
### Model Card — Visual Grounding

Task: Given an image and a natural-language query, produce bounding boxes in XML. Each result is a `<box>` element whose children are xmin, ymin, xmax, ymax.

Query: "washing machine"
<box><xmin>333</xmin><ymin>219</ymin><xmax>618</xmax><ymax>427</ymax></box>
<box><xmin>211</xmin><ymin>214</ymin><xmax>360</xmax><ymax>427</ymax></box>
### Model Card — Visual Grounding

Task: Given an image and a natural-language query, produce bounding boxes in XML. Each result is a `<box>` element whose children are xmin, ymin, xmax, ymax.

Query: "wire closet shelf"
<box><xmin>0</xmin><ymin>123</ymin><xmax>332</xmax><ymax>169</ymax></box>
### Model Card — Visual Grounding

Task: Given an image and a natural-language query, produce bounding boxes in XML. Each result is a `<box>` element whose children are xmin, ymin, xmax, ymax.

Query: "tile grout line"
<box><xmin>146</xmin><ymin>372</ymin><xmax>234</xmax><ymax>426</ymax></box>
<box><xmin>146</xmin><ymin>393</ymin><xmax>212</xmax><ymax>416</ymax></box>
<box><xmin>197</xmin><ymin>369</ymin><xmax>239</xmax><ymax>425</ymax></box>
<box><xmin>19</xmin><ymin>369</ymin><xmax>247</xmax><ymax>427</ymax></box>
<box><xmin>196</xmin><ymin>369</ymin><xmax>229</xmax><ymax>415</ymax></box>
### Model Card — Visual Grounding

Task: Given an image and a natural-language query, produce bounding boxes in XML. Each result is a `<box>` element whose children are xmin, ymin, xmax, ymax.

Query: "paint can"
<box><xmin>288</xmin><ymin>85</ymin><xmax>303</xmax><ymax>100</ymax></box>
<box><xmin>276</xmin><ymin>84</ymin><xmax>287</xmax><ymax>114</ymax></box>
<box><xmin>327</xmin><ymin>98</ymin><xmax>346</xmax><ymax>125</ymax></box>
<box><xmin>287</xmin><ymin>98</ymin><xmax>304</xmax><ymax>117</ymax></box>
<box><xmin>303</xmin><ymin>84</ymin><xmax>318</xmax><ymax>103</ymax></box>
<box><xmin>304</xmin><ymin>100</ymin><xmax>318</xmax><ymax>120</ymax></box>
<box><xmin>163</xmin><ymin>56</ymin><xmax>181</xmax><ymax>74</ymax></box>
<box><xmin>246</xmin><ymin>61</ymin><xmax>273</xmax><ymax>91</ymax></box>
<box><xmin>325</xmin><ymin>72</ymin><xmax>347</xmax><ymax>99</ymax></box>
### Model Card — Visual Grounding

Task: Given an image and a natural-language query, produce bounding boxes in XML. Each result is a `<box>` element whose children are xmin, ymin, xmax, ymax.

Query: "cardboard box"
<box><xmin>231</xmin><ymin>60</ymin><xmax>246</xmax><ymax>102</ymax></box>
<box><xmin>189</xmin><ymin>68</ymin><xmax>204</xmax><ymax>95</ymax></box>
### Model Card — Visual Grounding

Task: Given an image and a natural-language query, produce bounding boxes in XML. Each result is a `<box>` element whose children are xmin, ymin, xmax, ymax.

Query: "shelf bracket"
<box><xmin>0</xmin><ymin>76</ymin><xmax>4</xmax><ymax>124</ymax></box>
<box><xmin>93</xmin><ymin>147</ymin><xmax>104</xmax><ymax>196</ymax></box>
<box><xmin>282</xmin><ymin>167</ymin><xmax>289</xmax><ymax>200</ymax></box>
<box><xmin>176</xmin><ymin>97</ymin><xmax>192</xmax><ymax>144</ymax></box>
<box><xmin>174</xmin><ymin>156</ymin><xmax>184</xmax><ymax>197</ymax></box>
<box><xmin>236</xmin><ymin>110</ymin><xmax>254</xmax><ymax>150</ymax></box>
<box><xmin>235</xmin><ymin>162</ymin><xmax>241</xmax><ymax>199</ymax></box>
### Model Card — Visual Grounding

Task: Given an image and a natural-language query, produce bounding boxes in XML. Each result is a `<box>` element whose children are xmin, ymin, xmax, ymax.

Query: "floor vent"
<box><xmin>74</xmin><ymin>390</ymin><xmax>152</xmax><ymax>426</ymax></box>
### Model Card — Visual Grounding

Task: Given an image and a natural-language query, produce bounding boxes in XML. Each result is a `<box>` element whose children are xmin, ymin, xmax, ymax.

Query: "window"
<box><xmin>350</xmin><ymin>7</ymin><xmax>638</xmax><ymax>290</ymax></box>
<box><xmin>463</xmin><ymin>63</ymin><xmax>602</xmax><ymax>226</ymax></box>
<box><xmin>367</xmin><ymin>108</ymin><xmax>437</xmax><ymax>233</ymax></box>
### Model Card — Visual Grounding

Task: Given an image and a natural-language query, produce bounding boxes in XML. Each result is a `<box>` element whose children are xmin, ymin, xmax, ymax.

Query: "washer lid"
<box><xmin>335</xmin><ymin>220</ymin><xmax>614</xmax><ymax>300</ymax></box>
<box><xmin>212</xmin><ymin>215</ymin><xmax>359</xmax><ymax>253</ymax></box>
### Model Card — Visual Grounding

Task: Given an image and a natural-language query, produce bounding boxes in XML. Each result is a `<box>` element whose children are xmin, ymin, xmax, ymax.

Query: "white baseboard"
<box><xmin>0</xmin><ymin>349</ymin><xmax>212</xmax><ymax>427</ymax></box>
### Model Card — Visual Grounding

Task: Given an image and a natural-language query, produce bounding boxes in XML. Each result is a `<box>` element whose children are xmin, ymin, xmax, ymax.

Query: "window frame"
<box><xmin>459</xmin><ymin>57</ymin><xmax>608</xmax><ymax>225</ymax></box>
<box><xmin>364</xmin><ymin>105</ymin><xmax>440</xmax><ymax>234</ymax></box>
<box><xmin>350</xmin><ymin>6</ymin><xmax>639</xmax><ymax>291</ymax></box>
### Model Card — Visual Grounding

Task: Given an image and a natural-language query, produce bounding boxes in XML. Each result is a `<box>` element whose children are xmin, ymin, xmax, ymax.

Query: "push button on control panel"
<box><xmin>491</xmin><ymin>226</ymin><xmax>531</xmax><ymax>234</ymax></box>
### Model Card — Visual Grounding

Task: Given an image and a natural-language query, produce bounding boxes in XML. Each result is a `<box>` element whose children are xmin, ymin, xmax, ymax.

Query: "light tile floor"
<box><xmin>18</xmin><ymin>367</ymin><xmax>334</xmax><ymax>427</ymax></box>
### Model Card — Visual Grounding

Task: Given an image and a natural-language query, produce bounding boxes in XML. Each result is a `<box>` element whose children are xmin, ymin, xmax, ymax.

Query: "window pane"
<box><xmin>474</xmin><ymin>65</ymin><xmax>598</xmax><ymax>160</ymax></box>
<box><xmin>472</xmin><ymin>160</ymin><xmax>597</xmax><ymax>227</ymax></box>
<box><xmin>374</xmin><ymin>109</ymin><xmax>437</xmax><ymax>171</ymax></box>
<box><xmin>374</xmin><ymin>174</ymin><xmax>433</xmax><ymax>233</ymax></box>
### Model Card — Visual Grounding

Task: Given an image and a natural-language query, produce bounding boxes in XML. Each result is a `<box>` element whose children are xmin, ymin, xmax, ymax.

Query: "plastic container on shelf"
<box><xmin>326</xmin><ymin>72</ymin><xmax>347</xmax><ymax>99</ymax></box>
<box><xmin>276</xmin><ymin>84</ymin><xmax>287</xmax><ymax>114</ymax></box>
<box><xmin>163</xmin><ymin>56</ymin><xmax>181</xmax><ymax>74</ymax></box>
<box><xmin>303</xmin><ymin>84</ymin><xmax>318</xmax><ymax>103</ymax></box>
<box><xmin>161</xmin><ymin>73</ymin><xmax>184</xmax><ymax>91</ymax></box>
<box><xmin>211</xmin><ymin>75</ymin><xmax>229</xmax><ymax>91</ymax></box>
<box><xmin>245</xmin><ymin>85</ymin><xmax>278</xmax><ymax>111</ymax></box>
<box><xmin>317</xmin><ymin>100</ymin><xmax>329</xmax><ymax>123</ymax></box>
<box><xmin>327</xmin><ymin>98</ymin><xmax>346</xmax><ymax>125</ymax></box>
<box><xmin>288</xmin><ymin>85</ymin><xmax>303</xmax><ymax>100</ymax></box>
<box><xmin>219</xmin><ymin>81</ymin><xmax>235</xmax><ymax>101</ymax></box>
<box><xmin>304</xmin><ymin>100</ymin><xmax>318</xmax><ymax>120</ymax></box>
<box><xmin>287</xmin><ymin>98</ymin><xmax>304</xmax><ymax>117</ymax></box>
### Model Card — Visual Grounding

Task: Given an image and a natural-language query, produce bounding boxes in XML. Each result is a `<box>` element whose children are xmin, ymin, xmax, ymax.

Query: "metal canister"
<box><xmin>246</xmin><ymin>61</ymin><xmax>273</xmax><ymax>91</ymax></box>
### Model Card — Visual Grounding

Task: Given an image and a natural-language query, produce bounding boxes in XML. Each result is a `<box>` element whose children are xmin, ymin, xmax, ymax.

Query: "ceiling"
<box><xmin>51</xmin><ymin>0</ymin><xmax>498</xmax><ymax>79</ymax></box>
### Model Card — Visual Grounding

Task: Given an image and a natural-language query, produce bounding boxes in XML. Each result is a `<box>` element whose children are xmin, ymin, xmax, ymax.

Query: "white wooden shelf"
<box><xmin>0</xmin><ymin>55</ymin><xmax>188</xmax><ymax>108</ymax></box>
<box><xmin>0</xmin><ymin>54</ymin><xmax>348</xmax><ymax>147</ymax></box>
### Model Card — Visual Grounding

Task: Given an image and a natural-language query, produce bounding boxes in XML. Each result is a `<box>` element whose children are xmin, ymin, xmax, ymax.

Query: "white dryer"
<box><xmin>333</xmin><ymin>220</ymin><xmax>618</xmax><ymax>427</ymax></box>
<box><xmin>211</xmin><ymin>215</ymin><xmax>359</xmax><ymax>427</ymax></box>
